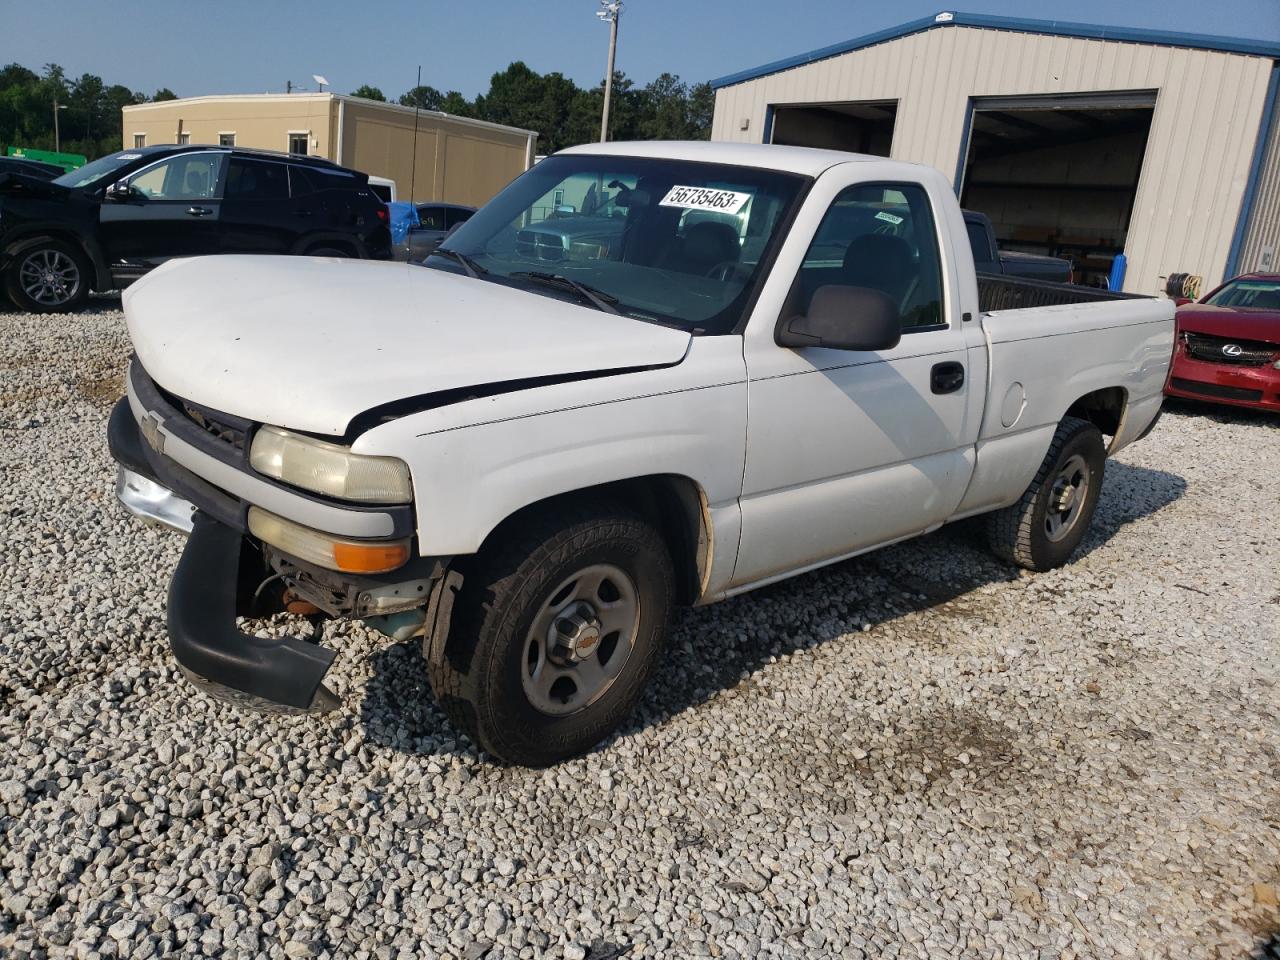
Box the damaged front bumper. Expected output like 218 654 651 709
170 513 341 713
107 367 449 714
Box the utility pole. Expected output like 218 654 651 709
410 65 421 202
597 1 621 142
53 97 67 152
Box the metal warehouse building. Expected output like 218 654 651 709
711 11 1280 294
122 94 537 207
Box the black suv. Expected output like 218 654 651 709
0 145 392 312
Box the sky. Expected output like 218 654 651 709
3 0 1279 100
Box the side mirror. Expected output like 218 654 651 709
105 180 136 202
777 285 902 351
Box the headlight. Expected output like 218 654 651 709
248 507 410 574
249 426 412 504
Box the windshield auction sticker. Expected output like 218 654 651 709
659 185 751 213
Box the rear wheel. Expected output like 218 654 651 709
4 240 91 313
307 246 353 258
986 416 1105 571
427 501 674 767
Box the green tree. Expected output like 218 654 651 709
351 84 386 102
400 85 473 116
637 72 689 140
687 82 714 140
152 88 178 101
474 62 552 134
436 91 472 116
0 60 151 158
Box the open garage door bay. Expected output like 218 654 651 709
958 92 1156 287
768 101 897 156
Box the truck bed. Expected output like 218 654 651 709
978 273 1149 312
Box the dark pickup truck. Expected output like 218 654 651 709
963 210 1073 284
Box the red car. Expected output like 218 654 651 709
1165 272 1280 412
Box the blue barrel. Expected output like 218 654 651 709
1108 253 1127 291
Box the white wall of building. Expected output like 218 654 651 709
713 25 1276 293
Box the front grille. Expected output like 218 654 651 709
149 375 251 453
515 230 567 261
1183 332 1278 366
181 401 248 451
1170 378 1264 402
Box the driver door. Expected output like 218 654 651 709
99 151 226 269
733 170 982 588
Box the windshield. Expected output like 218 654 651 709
52 151 144 189
1203 278 1280 311
427 154 807 333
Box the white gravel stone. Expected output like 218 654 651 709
1 303 1278 960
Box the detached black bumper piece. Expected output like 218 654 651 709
168 513 340 713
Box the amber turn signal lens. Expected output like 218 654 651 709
247 507 411 574
332 541 411 574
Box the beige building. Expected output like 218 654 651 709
122 93 537 207
712 12 1280 294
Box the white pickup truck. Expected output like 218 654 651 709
109 142 1174 766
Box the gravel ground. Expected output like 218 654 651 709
1 302 1278 960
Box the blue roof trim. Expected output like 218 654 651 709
711 11 1280 89
1224 62 1280 281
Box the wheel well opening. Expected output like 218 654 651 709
471 475 710 607
306 240 357 257
1066 386 1127 440
5 232 92 267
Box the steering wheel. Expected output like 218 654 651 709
705 260 744 282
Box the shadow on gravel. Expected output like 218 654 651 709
1161 396 1279 429
1249 932 1280 960
359 460 1185 760
0 293 123 316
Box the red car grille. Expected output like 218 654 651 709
1183 331 1278 367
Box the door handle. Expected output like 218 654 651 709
186 206 213 217
295 209 313 217
931 361 965 394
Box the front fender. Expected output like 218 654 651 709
351 336 748 560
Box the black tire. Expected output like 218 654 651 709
4 239 91 313
986 415 1106 571
307 246 353 258
427 500 675 767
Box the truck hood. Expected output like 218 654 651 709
124 255 692 435
1176 304 1280 344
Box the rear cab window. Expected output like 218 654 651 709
965 220 995 266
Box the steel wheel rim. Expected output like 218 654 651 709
1045 453 1089 542
522 562 640 717
19 249 81 306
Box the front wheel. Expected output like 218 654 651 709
986 415 1106 571
4 240 91 313
427 501 674 766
